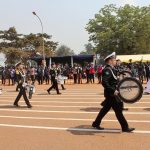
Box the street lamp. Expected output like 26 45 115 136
32 11 45 67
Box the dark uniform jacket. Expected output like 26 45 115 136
17 70 25 88
50 68 57 81
102 64 118 97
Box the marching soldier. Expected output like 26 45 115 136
13 62 32 108
92 52 135 132
47 64 61 95
15 67 20 91
57 64 66 90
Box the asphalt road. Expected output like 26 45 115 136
0 83 150 150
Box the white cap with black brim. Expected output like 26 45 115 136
104 52 116 62
15 61 22 67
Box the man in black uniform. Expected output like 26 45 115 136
86 64 90 83
92 52 135 132
138 62 145 84
37 65 44 85
15 67 20 91
13 62 32 108
47 64 61 95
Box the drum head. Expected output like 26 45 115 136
118 77 143 103
119 71 133 80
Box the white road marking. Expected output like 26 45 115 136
0 95 150 99
0 115 149 123
0 95 102 97
0 104 149 109
0 123 149 134
0 109 149 115
0 100 150 104
0 97 104 100
1 97 101 99
0 100 101 103
0 123 121 133
1 94 99 96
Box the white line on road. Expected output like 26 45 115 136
0 96 150 100
0 109 149 115
42 94 149 97
0 104 149 109
0 100 101 103
0 97 104 100
0 115 149 123
0 95 103 97
0 100 150 104
0 123 149 134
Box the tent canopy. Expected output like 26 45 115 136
117 54 150 63
30 55 94 66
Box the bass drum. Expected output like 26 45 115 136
117 77 143 104
119 71 133 80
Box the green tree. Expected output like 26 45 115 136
55 45 75 56
2 48 23 65
0 27 58 64
86 4 150 56
24 33 58 56
80 43 95 54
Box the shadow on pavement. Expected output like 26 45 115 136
0 105 28 109
37 93 49 95
67 125 121 136
37 92 60 96
80 107 100 112
144 108 150 111
5 90 16 92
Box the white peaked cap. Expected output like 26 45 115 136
104 52 116 61
15 61 22 67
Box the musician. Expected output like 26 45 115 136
138 62 145 84
47 63 61 95
13 62 32 108
15 67 20 91
92 52 135 132
57 64 66 90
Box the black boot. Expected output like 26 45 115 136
92 122 104 130
122 128 135 133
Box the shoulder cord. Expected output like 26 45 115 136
103 66 118 80
18 70 26 83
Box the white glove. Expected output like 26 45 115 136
22 83 27 87
114 90 119 96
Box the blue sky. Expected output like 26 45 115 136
0 0 150 54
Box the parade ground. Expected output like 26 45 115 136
0 83 150 150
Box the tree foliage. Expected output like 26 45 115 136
55 45 75 56
0 27 58 64
80 43 95 55
86 4 150 56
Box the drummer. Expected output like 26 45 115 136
92 52 135 132
13 62 32 108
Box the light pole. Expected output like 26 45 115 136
32 12 45 67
